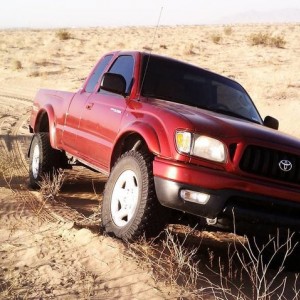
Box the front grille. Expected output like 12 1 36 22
240 145 300 185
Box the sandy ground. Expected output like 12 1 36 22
0 23 299 299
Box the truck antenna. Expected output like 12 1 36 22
139 5 164 98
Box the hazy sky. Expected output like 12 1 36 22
1 0 300 28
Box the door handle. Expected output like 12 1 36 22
86 103 94 110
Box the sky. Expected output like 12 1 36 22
1 0 300 28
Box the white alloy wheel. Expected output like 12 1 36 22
111 170 139 227
32 144 40 179
29 133 60 189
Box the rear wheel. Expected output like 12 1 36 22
29 133 61 189
102 150 168 241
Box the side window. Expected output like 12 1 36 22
108 55 134 94
85 55 113 93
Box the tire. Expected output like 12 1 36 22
102 150 168 241
28 133 61 189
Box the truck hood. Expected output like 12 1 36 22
151 99 300 149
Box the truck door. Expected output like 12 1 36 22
77 55 135 170
62 54 113 154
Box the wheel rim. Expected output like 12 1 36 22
111 170 139 227
32 144 40 179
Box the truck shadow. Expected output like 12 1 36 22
58 166 106 218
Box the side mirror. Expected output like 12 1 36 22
100 73 126 96
264 116 279 130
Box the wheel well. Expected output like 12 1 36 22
35 111 49 132
110 133 151 170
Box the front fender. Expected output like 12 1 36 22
119 121 161 155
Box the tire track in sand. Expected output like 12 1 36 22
0 94 57 222
0 93 86 223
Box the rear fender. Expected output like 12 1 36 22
34 105 57 149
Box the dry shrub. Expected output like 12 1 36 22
143 45 153 51
56 29 72 41
203 230 300 299
12 60 22 70
128 228 203 298
224 26 233 35
211 33 222 44
249 32 286 48
38 170 64 202
184 43 197 55
34 59 51 67
249 32 270 46
269 35 286 48
128 227 300 299
29 70 41 77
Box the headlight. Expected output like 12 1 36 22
192 135 226 163
175 131 191 153
175 131 226 163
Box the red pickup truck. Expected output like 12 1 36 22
29 51 300 241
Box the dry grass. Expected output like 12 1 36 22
203 230 299 299
128 227 300 299
0 150 17 185
127 228 204 298
38 170 65 202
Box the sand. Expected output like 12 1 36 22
0 23 299 299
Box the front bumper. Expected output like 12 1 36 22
153 158 300 230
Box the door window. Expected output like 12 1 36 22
85 54 113 93
108 55 134 94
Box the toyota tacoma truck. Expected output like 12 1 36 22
28 51 300 241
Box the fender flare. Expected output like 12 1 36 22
35 105 58 149
116 121 162 155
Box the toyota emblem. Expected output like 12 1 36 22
278 160 293 172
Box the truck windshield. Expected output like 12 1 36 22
141 55 262 124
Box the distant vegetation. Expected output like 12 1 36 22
210 33 223 44
56 29 72 41
223 26 233 35
12 60 22 70
249 32 286 48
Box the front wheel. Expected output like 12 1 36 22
102 150 168 241
29 133 60 189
